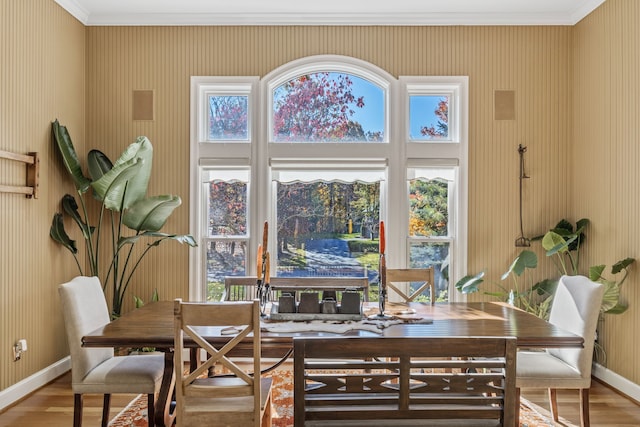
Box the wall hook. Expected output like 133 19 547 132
515 144 530 247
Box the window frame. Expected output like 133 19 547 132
400 76 468 299
267 59 391 144
190 59 467 302
190 77 259 301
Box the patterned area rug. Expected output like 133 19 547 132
109 364 576 427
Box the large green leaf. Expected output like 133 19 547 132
87 150 114 202
575 218 590 233
600 279 622 313
87 149 113 181
454 271 485 294
62 194 94 240
612 257 635 274
118 231 197 247
588 264 606 282
542 232 576 255
49 213 77 254
90 137 152 210
605 302 629 314
112 136 153 207
51 120 91 193
531 278 557 296
91 157 145 211
501 250 537 279
122 195 182 232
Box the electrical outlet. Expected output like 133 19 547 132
13 339 26 362
13 344 21 361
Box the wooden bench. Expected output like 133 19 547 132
293 336 517 427
223 276 370 302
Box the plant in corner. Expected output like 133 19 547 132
538 218 634 315
49 120 196 317
455 249 554 318
457 218 634 321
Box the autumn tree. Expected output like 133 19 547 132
409 178 448 237
420 98 449 138
273 72 369 142
209 181 247 236
209 96 248 139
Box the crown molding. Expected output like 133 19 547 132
569 0 606 24
54 0 89 24
54 0 606 27
82 12 580 27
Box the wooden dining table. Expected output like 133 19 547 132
82 300 583 427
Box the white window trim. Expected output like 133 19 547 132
190 60 468 302
189 76 259 301
400 76 468 301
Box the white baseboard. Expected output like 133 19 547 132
0 357 71 412
593 362 640 403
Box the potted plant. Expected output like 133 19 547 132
455 249 554 318
538 218 634 314
456 218 634 320
49 120 196 317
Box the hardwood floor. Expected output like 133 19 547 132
1 372 639 426
521 379 640 426
0 371 136 427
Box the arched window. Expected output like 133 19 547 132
190 56 467 303
271 71 385 143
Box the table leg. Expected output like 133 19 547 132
155 350 176 427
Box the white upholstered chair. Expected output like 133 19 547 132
59 276 165 427
516 275 604 427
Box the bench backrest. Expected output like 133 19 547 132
293 336 517 427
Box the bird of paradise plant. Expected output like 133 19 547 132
49 120 196 317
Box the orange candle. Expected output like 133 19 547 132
256 244 263 281
379 221 385 255
265 252 271 284
262 221 269 252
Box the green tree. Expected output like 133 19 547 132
409 178 448 237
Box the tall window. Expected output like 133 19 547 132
272 166 385 285
407 167 457 301
191 58 467 302
200 168 250 301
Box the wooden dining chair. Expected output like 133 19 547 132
516 275 604 427
223 276 263 301
58 276 164 427
173 299 273 427
385 267 436 305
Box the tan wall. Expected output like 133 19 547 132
4 0 639 395
572 0 640 381
0 0 86 390
85 25 572 312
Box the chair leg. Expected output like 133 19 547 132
147 394 156 427
548 388 559 421
580 388 591 427
101 394 111 427
261 391 272 427
73 394 83 427
515 387 521 426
